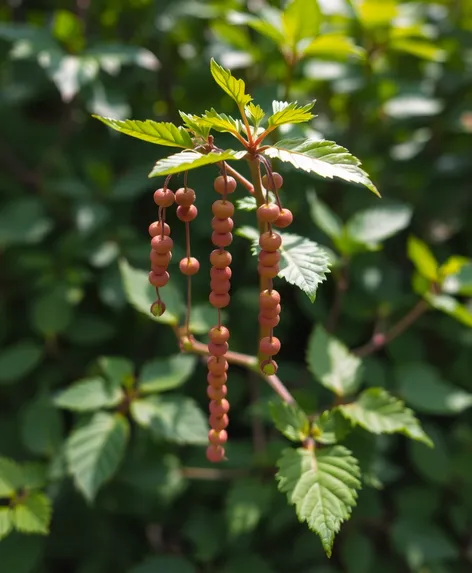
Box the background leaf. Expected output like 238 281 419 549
138 355 197 393
12 492 52 535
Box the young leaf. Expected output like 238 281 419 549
138 355 196 394
338 388 432 447
53 377 124 411
282 0 322 48
276 446 361 557
313 410 351 444
307 325 362 396
424 292 472 327
12 492 52 535
199 109 243 135
131 395 208 445
307 191 343 240
179 111 211 140
149 149 245 177
0 508 13 540
264 139 379 196
119 258 184 326
92 116 194 148
269 400 310 442
209 58 252 108
98 356 134 386
301 34 366 60
407 236 438 281
0 458 22 497
245 102 266 126
267 101 315 128
66 412 129 502
345 203 413 246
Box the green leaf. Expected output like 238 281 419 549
0 341 43 385
313 410 351 445
397 362 472 415
209 58 252 108
66 412 129 502
358 0 398 28
53 376 124 411
20 396 63 456
0 508 13 540
307 191 343 240
130 556 196 573
282 0 322 48
0 458 22 498
267 101 315 128
149 149 245 177
12 492 51 535
338 388 432 447
226 479 272 538
92 116 193 148
389 38 445 62
301 34 365 61
0 198 53 248
276 446 361 557
98 356 134 386
307 325 362 396
31 286 73 337
424 292 472 327
138 355 196 394
131 395 208 445
345 203 413 247
269 399 310 442
265 139 379 196
199 109 243 134
247 15 285 46
119 258 184 326
440 257 472 295
20 463 47 491
245 102 266 126
179 111 211 140
407 236 438 281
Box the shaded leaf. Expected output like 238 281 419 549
130 556 196 573
313 410 351 445
307 191 343 240
12 492 51 535
269 399 310 442
245 102 266 126
0 198 53 248
20 396 63 456
98 356 134 386
345 203 413 246
53 377 124 411
0 341 43 385
226 479 273 538
138 355 196 394
149 149 245 177
0 458 22 498
210 58 252 107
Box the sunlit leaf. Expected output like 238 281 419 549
407 236 438 282
149 149 245 177
282 0 322 48
301 34 365 61
199 108 244 134
210 58 252 107
267 101 315 128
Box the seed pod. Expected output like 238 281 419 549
209 292 230 308
259 231 282 251
211 217 234 233
274 208 293 228
207 385 228 400
176 205 198 222
207 372 228 387
207 357 228 375
262 172 283 190
175 187 196 206
210 266 232 281
260 359 278 375
208 429 228 445
179 257 200 275
210 279 231 294
259 336 281 356
209 326 230 344
209 399 230 417
214 175 237 195
151 235 173 254
150 300 166 317
148 221 170 237
206 444 225 462
208 341 229 357
258 250 281 266
149 271 170 288
209 413 229 431
257 263 280 279
212 200 234 219
257 203 280 223
259 289 281 309
153 188 175 207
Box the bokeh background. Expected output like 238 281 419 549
1 0 472 572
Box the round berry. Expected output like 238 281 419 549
207 385 228 401
208 341 228 357
207 372 228 387
212 217 234 233
151 235 173 254
207 357 228 375
210 266 232 281
259 336 281 356
175 187 196 206
212 200 234 219
209 326 230 344
150 250 172 267
258 314 280 328
149 271 170 288
208 429 228 445
262 172 283 190
151 264 168 275
150 300 166 317
257 263 280 278
206 444 225 463
153 188 175 207
210 249 232 268
212 232 233 248
209 292 230 308
209 399 230 417
274 208 293 228
259 250 281 266
259 289 281 309
148 221 170 237
260 359 278 375
209 414 229 431
214 175 237 195
257 203 280 223
176 205 198 222
261 304 281 319
210 279 231 294
259 231 282 251
179 257 200 275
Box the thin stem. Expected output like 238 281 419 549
238 105 254 146
353 300 429 357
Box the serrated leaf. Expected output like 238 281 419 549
345 203 413 246
66 412 129 502
313 410 351 445
149 149 245 177
301 34 366 61
138 354 196 394
307 191 343 240
0 458 22 498
245 102 266 126
338 388 432 447
98 356 134 385
307 325 362 396
282 0 322 48
276 446 361 557
92 116 193 148
226 479 272 538
236 196 258 211
12 492 51 535
53 377 124 411
407 236 438 281
199 109 243 135
119 258 184 325
268 101 315 128
265 138 379 196
0 508 13 540
131 395 207 445
210 58 252 108
179 111 211 140
424 292 472 327
269 399 310 442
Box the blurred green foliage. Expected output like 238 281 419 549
1 0 472 571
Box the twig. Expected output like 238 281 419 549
353 300 429 357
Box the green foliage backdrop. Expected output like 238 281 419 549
1 0 472 572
